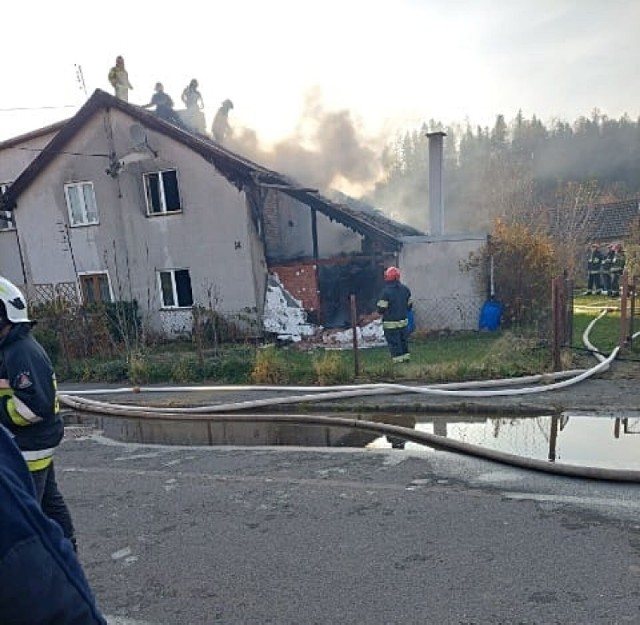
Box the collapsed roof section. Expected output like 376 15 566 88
3 89 422 251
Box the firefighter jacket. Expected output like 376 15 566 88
587 250 602 275
0 324 63 471
601 251 614 273
0 425 107 624
610 251 626 275
377 281 413 329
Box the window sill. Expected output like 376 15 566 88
146 210 183 217
69 222 99 228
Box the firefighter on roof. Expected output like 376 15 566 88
108 55 133 101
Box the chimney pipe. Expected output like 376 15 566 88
426 131 446 236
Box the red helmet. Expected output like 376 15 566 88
384 266 400 281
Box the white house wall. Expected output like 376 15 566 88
0 131 60 182
12 109 266 333
0 130 60 282
400 236 487 331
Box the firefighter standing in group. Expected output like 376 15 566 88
376 266 413 363
585 242 603 295
0 277 77 550
600 244 615 295
609 243 626 297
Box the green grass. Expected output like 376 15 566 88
45 292 640 386
572 293 640 364
573 294 624 354
54 329 556 385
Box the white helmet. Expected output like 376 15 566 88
0 277 31 323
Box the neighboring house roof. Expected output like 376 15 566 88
546 197 640 243
582 198 640 242
0 119 69 150
3 89 417 247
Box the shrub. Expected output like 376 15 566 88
128 351 149 385
33 327 61 367
469 218 558 332
171 356 199 384
101 300 142 346
250 346 288 384
312 351 351 385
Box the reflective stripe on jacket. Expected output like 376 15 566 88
610 252 626 274
377 281 413 329
0 324 63 471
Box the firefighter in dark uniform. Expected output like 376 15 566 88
600 244 615 296
586 242 603 294
0 277 77 550
609 243 626 297
0 424 107 624
376 266 413 363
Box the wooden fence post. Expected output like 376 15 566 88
551 276 562 371
619 271 629 348
350 294 360 377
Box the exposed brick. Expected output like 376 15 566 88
270 261 320 311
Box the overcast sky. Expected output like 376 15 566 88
2 0 639 148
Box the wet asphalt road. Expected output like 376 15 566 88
59 429 640 625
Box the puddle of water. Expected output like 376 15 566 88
74 410 640 470
368 413 640 471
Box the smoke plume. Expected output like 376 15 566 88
226 88 386 197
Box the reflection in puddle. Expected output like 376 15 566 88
367 413 640 471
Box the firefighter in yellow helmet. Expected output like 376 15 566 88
108 55 133 101
0 277 77 550
376 266 413 362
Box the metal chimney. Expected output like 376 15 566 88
426 131 446 236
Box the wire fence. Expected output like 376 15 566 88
17 275 615 372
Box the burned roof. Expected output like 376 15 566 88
3 89 415 248
327 191 423 238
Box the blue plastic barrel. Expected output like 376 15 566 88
479 300 503 331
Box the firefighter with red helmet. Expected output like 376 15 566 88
376 266 413 362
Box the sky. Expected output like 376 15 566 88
2 0 640 165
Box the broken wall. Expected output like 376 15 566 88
270 256 382 328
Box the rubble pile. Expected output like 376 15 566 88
263 273 385 348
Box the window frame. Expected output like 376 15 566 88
143 169 182 216
63 181 99 227
0 182 15 231
158 268 193 309
78 272 113 305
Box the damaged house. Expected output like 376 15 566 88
0 90 486 339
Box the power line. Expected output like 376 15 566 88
6 146 110 159
0 105 79 112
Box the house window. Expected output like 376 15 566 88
0 183 15 231
79 273 112 304
159 269 193 308
144 170 181 215
64 182 98 226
